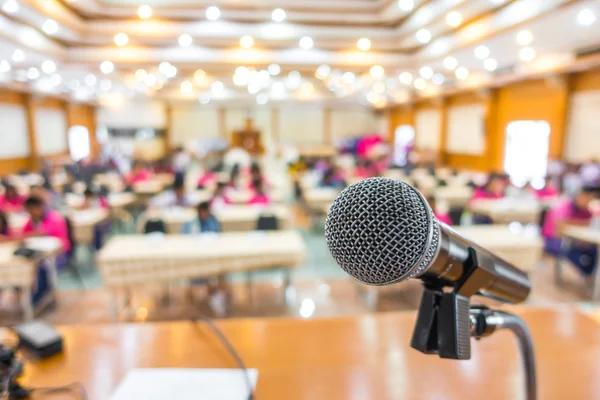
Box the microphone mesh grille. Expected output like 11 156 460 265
325 177 436 285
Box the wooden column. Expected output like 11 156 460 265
218 108 227 141
437 97 448 166
164 102 173 154
24 94 39 170
270 108 280 146
323 107 331 145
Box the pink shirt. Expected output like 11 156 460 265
534 185 559 200
126 169 152 185
471 188 504 201
542 200 592 238
197 172 217 187
248 193 271 206
435 211 452 225
22 210 71 253
0 195 26 212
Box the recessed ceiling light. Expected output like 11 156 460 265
431 73 445 85
206 6 221 20
416 29 431 44
0 60 11 73
27 67 39 80
484 58 498 71
268 64 281 76
519 47 536 62
240 35 254 48
85 73 97 86
443 56 458 70
398 0 414 12
343 72 356 84
194 69 206 84
299 36 314 49
455 67 469 80
357 37 371 51
12 49 24 63
474 45 490 60
2 0 18 14
180 80 193 93
286 71 302 89
135 69 147 81
398 72 413 85
419 66 433 79
100 61 114 74
144 73 157 87
316 64 331 79
446 11 462 27
138 5 152 19
178 34 193 47
577 8 596 26
248 82 260 94
114 33 129 47
516 30 533 46
41 60 56 74
256 93 269 105
370 65 384 79
42 19 58 35
211 81 224 95
413 77 427 90
272 8 286 22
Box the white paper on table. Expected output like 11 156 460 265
110 368 258 400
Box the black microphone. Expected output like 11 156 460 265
325 177 531 304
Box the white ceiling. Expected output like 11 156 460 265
0 0 598 107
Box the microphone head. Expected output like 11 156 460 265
325 177 441 285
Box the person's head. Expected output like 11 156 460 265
24 195 46 221
0 210 8 235
4 184 17 199
215 181 227 195
323 168 334 184
173 182 185 199
131 160 143 172
485 173 505 194
574 186 600 209
84 188 96 200
197 201 211 221
253 179 264 195
250 162 261 176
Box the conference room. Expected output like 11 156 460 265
1 0 600 398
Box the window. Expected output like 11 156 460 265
504 121 550 187
394 125 415 166
68 125 91 161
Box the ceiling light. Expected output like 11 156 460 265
516 30 533 46
258 70 270 84
248 82 260 94
27 67 39 80
0 60 10 73
256 93 269 105
366 92 381 104
299 36 314 50
268 64 281 76
519 47 536 62
272 8 286 22
398 0 414 12
443 56 458 71
419 66 433 79
271 81 285 96
446 11 462 27
100 61 114 74
484 58 498 71
114 33 129 47
211 81 224 95
370 65 384 79
414 77 427 90
85 74 96 86
316 64 331 79
41 60 56 74
199 94 211 104
474 45 490 60
416 29 431 44
144 73 157 87
357 38 371 51
165 65 177 78
398 71 413 85
373 81 386 94
206 6 221 20
138 5 152 19
194 69 206 84
11 49 24 63
178 34 193 47
235 66 248 77
2 0 18 14
180 80 193 93
342 72 355 84
431 73 445 85
577 8 596 26
455 67 469 80
42 19 58 35
135 69 147 81
240 35 254 48
99 79 111 91
286 71 302 89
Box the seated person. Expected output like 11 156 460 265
228 163 241 189
82 188 111 249
181 201 220 234
210 182 232 211
20 196 71 305
355 159 375 179
248 162 265 187
319 168 347 189
427 196 452 225
125 160 152 186
471 173 507 225
197 167 218 189
543 186 599 276
83 188 109 209
30 185 61 211
150 181 193 208
533 179 560 200
248 180 271 206
0 184 26 212
0 210 13 242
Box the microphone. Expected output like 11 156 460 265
325 177 531 304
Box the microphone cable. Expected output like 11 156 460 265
191 316 255 400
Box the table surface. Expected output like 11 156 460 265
18 308 600 400
153 204 290 223
562 225 600 245
454 224 542 249
97 230 305 264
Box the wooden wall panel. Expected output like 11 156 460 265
572 68 600 92
66 103 98 157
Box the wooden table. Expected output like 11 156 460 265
435 185 473 208
469 198 543 224
453 225 543 272
303 188 340 213
65 192 136 210
188 188 287 206
558 225 600 299
140 205 291 234
17 308 600 400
